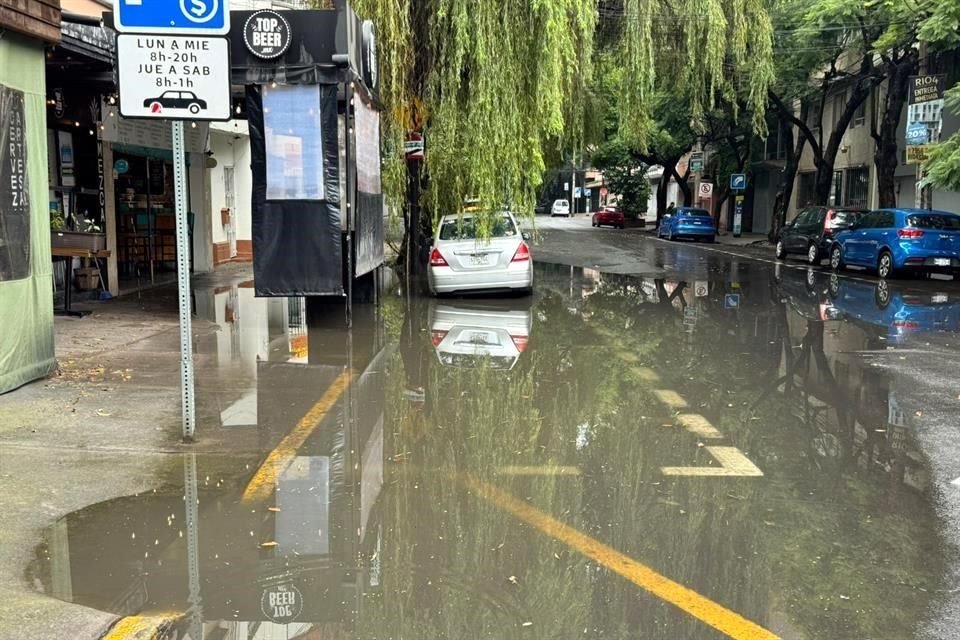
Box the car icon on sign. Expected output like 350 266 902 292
143 91 207 115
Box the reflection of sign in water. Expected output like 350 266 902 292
724 293 741 309
260 584 303 624
694 281 708 297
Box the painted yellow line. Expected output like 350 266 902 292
662 446 764 477
242 370 354 502
101 611 180 640
676 414 724 439
461 475 779 640
496 465 581 476
653 389 689 410
630 366 660 383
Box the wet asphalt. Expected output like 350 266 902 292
8 217 960 639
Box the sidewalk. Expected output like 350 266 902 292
714 232 772 248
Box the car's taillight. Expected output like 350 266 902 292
893 321 919 329
898 228 925 239
511 334 529 352
430 248 449 266
431 330 448 346
824 210 834 230
512 242 530 262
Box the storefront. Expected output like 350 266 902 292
0 1 61 394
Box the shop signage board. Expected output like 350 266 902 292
243 10 292 59
905 74 946 165
116 35 231 121
261 584 304 624
690 152 704 173
114 0 230 35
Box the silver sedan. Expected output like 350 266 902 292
427 212 533 296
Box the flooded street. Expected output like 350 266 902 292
19 232 960 639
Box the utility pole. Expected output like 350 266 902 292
570 151 576 216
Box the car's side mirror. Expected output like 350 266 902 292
522 231 532 242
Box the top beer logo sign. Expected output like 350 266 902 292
243 10 292 60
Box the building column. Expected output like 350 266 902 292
101 140 120 298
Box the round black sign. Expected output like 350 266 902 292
243 10 292 60
260 584 303 624
361 20 378 91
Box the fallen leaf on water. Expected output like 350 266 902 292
521 622 533 628
839 595 851 600
259 541 278 548
268 507 281 512
507 576 518 585
554 553 561 560
95 409 113 417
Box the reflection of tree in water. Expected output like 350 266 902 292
361 280 945 639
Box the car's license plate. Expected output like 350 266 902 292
934 258 951 266
468 332 492 344
470 254 489 265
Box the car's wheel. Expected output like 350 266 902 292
188 103 201 114
877 250 895 279
875 279 891 308
828 273 841 300
618 224 624 230
775 240 787 260
829 245 844 271
706 235 716 244
806 242 820 265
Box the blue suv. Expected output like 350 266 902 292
829 208 960 279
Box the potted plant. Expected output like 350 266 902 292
51 215 106 251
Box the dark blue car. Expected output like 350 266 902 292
829 208 960 279
658 207 717 242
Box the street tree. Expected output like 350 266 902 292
920 1 960 192
592 140 651 219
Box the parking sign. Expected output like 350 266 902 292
730 174 746 190
114 0 231 35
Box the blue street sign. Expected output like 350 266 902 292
114 0 231 35
730 174 746 190
724 293 741 310
906 122 929 145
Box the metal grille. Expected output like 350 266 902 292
844 167 870 208
797 173 816 207
830 171 843 206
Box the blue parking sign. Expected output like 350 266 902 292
730 174 746 190
724 293 741 309
114 0 231 35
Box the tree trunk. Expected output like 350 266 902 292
672 166 692 206
769 119 807 241
875 54 916 208
656 159 678 226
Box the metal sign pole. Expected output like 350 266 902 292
183 453 203 639
172 121 196 440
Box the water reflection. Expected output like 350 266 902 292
29 263 952 639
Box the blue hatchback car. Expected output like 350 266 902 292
658 207 717 242
829 208 960 279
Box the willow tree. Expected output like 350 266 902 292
353 0 774 271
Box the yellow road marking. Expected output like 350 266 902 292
242 370 354 502
496 465 581 476
630 366 660 382
676 414 724 439
653 389 689 410
462 475 779 640
661 446 764 477
101 611 180 640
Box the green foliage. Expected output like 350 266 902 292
592 139 651 218
924 86 960 191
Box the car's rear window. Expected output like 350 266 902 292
907 214 960 230
829 210 859 226
680 208 711 217
438 215 518 240
556 200 569 206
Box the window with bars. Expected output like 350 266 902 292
223 167 235 211
830 171 843 206
844 167 870 208
853 97 866 128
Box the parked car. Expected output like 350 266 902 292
829 208 960 279
427 212 533 296
551 199 571 217
429 299 532 370
776 206 864 265
592 206 625 229
657 207 716 242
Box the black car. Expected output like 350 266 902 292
776 206 864 265
143 91 208 115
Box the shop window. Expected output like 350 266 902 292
0 86 31 282
263 84 325 201
853 98 866 128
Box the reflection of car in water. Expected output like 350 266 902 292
429 300 532 370
774 267 840 322
143 90 208 114
827 275 960 342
